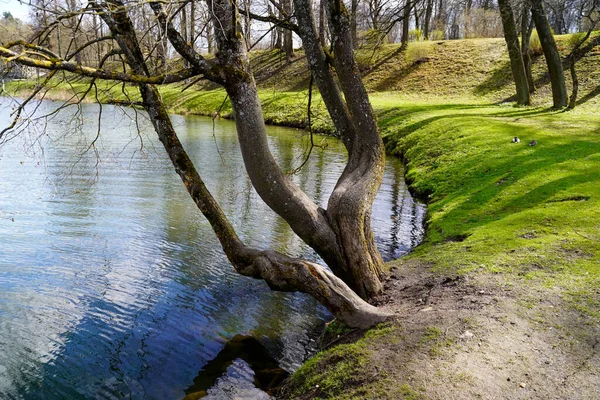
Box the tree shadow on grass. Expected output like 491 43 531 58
380 103 600 242
373 62 420 92
361 45 407 78
576 84 600 107
473 60 513 96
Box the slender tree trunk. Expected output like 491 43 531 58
207 21 214 53
464 0 473 38
319 0 327 46
350 0 359 48
190 0 196 52
424 0 433 38
401 0 411 48
568 55 578 109
181 5 188 68
498 0 531 105
530 0 567 108
283 0 294 63
243 0 252 47
521 4 536 93
67 0 82 64
435 0 445 36
414 8 420 31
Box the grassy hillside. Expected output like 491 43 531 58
6 34 600 117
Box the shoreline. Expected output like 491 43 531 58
3 33 600 397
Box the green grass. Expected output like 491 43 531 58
380 99 600 315
287 324 395 399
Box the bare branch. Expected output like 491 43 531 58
0 45 204 84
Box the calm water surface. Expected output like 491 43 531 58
0 99 424 399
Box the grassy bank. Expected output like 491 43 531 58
282 99 600 399
4 35 600 399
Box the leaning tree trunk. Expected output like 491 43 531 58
86 0 391 328
295 0 387 298
499 0 531 105
530 0 567 108
154 0 386 299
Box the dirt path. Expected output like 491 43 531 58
286 260 600 399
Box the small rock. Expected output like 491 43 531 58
478 290 485 294
520 382 526 388
460 330 475 339
419 307 433 312
507 377 511 382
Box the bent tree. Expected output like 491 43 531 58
0 0 391 328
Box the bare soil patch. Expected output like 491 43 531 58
284 259 600 399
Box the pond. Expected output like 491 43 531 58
0 98 425 399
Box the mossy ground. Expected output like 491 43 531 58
4 34 600 399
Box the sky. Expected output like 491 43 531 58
0 0 31 21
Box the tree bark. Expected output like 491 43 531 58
295 0 386 298
283 0 294 63
350 0 359 48
319 0 327 46
424 0 433 39
152 0 386 299
521 4 536 93
88 0 391 328
498 0 531 105
401 0 411 48
530 0 567 108
190 0 196 52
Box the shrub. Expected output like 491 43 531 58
409 28 422 42
406 41 433 64
430 29 445 41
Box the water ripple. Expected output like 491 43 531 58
0 99 424 399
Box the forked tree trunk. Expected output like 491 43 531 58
89 0 391 328
529 0 567 108
296 0 387 298
498 0 531 105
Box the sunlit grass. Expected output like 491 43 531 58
381 99 600 317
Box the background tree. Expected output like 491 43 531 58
530 0 568 107
498 0 531 104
